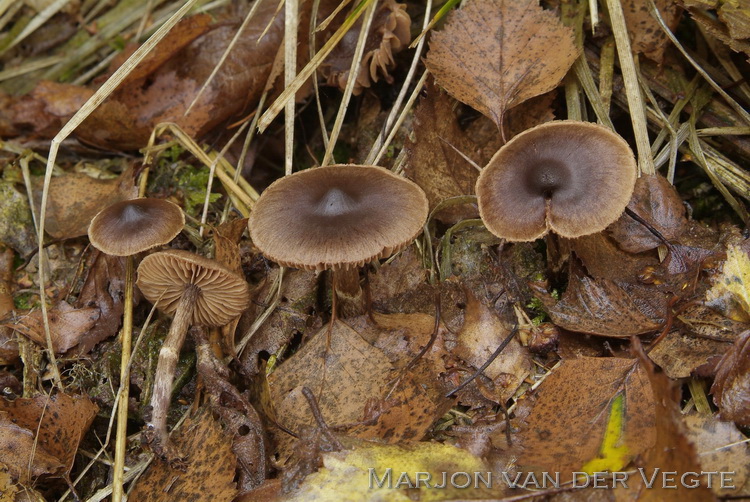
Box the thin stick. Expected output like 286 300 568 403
446 324 519 398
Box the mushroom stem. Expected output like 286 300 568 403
146 283 200 457
332 268 363 317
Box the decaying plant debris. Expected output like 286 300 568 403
0 0 749 500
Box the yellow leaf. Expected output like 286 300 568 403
288 442 494 501
580 393 631 474
706 245 750 321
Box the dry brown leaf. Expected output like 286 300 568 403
129 409 237 502
0 392 97 479
70 252 126 355
7 301 99 353
569 233 659 282
534 269 662 337
0 81 93 139
404 79 502 222
623 0 682 63
711 330 750 425
683 412 750 495
519 357 655 479
268 321 392 460
454 287 531 402
719 0 750 40
609 175 688 253
213 218 248 354
77 1 285 150
0 412 65 483
369 247 428 305
629 340 717 500
649 330 733 379
32 167 137 240
424 0 578 133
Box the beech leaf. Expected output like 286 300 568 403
424 0 578 131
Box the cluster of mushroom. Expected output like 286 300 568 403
88 198 250 460
475 121 638 242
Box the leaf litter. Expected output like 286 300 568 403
0 0 749 499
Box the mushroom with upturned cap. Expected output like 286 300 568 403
248 164 428 315
136 249 249 460
475 121 638 242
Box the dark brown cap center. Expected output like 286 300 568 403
525 159 571 199
314 187 360 217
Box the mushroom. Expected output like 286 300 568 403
248 164 428 316
88 198 185 256
136 249 250 459
87 197 183 498
475 121 638 241
321 0 411 95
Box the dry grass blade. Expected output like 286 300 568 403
258 0 375 132
604 0 655 175
36 0 202 389
648 0 750 126
321 0 377 166
285 0 299 175
0 0 72 54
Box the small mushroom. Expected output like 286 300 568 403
248 164 428 315
136 249 249 460
87 197 184 495
88 198 184 256
475 121 638 241
321 0 411 95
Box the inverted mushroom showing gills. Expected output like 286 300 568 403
136 249 249 460
476 121 638 241
248 164 428 315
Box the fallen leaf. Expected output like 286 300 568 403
705 245 750 322
369 247 428 305
0 392 97 479
569 232 659 283
629 339 717 500
711 330 750 426
609 174 688 253
649 330 733 378
519 357 655 480
71 251 127 355
718 0 750 40
0 412 65 483
453 287 531 402
77 1 286 150
286 441 494 501
424 0 578 133
534 269 662 337
404 79 486 221
683 412 750 495
32 167 137 240
129 408 237 501
623 0 682 63
213 218 249 354
268 320 392 460
7 301 100 353
0 81 93 139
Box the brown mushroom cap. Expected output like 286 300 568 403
88 198 184 256
136 250 249 326
476 121 638 241
248 164 429 271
